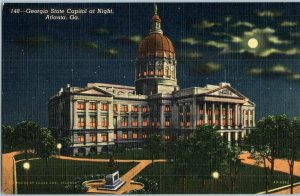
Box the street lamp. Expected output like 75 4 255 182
212 171 220 193
23 162 30 190
57 143 62 158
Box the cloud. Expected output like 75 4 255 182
17 36 54 47
211 32 242 43
239 47 300 57
118 35 143 44
244 27 275 36
247 67 264 76
102 48 119 57
288 73 300 81
255 10 282 17
231 21 255 28
192 20 221 29
247 64 291 77
178 51 203 59
180 37 201 45
224 16 232 23
77 41 99 50
206 41 230 52
268 36 291 45
190 62 223 75
290 32 300 37
90 28 110 36
280 21 298 27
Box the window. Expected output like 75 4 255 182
199 119 204 126
250 110 253 115
142 106 148 113
186 106 190 116
101 133 108 142
89 102 96 110
121 105 128 112
215 109 219 115
78 134 85 143
90 134 97 143
78 116 85 127
149 69 154 76
250 120 253 127
90 116 96 128
165 105 171 112
165 117 171 127
158 69 162 76
143 70 147 76
142 132 147 139
186 121 190 127
164 134 170 141
222 108 226 116
208 119 212 125
101 117 108 127
165 68 169 76
77 102 85 110
113 104 118 112
199 106 204 115
114 133 117 140
100 103 108 111
132 105 138 113
132 117 138 127
142 118 148 127
215 119 219 126
179 106 183 116
121 117 128 127
122 132 128 140
132 131 138 139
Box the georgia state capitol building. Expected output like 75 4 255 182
48 7 255 156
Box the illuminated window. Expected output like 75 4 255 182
89 102 96 110
156 122 160 127
179 106 183 116
199 119 204 126
165 117 171 127
121 105 128 112
142 132 147 139
113 104 118 112
222 108 226 116
158 69 162 76
215 109 219 115
121 117 128 127
132 117 138 127
149 69 154 76
78 134 85 143
165 105 171 112
132 131 138 139
122 132 128 140
101 117 108 127
208 108 212 116
77 102 85 110
186 106 190 116
208 119 212 125
199 106 204 115
186 121 190 127
114 133 117 140
132 105 139 113
101 134 108 142
78 116 85 127
223 119 227 126
142 106 148 113
100 103 108 111
143 70 147 76
90 134 97 143
215 119 219 126
90 116 96 128
142 118 148 127
164 134 170 141
229 119 233 126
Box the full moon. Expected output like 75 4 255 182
248 38 258 49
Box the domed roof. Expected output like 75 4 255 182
137 32 175 58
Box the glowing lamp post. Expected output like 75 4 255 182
57 143 62 158
212 171 220 193
23 162 30 189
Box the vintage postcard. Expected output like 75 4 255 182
2 2 300 194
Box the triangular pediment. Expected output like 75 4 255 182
206 86 246 99
77 87 113 96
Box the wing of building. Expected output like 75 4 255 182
48 8 255 156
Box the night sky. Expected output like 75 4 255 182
2 3 300 127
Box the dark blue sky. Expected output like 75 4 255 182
2 3 300 127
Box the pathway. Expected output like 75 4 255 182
240 152 300 194
2 151 22 194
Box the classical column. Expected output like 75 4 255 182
138 105 142 128
234 104 238 129
252 109 255 127
240 104 243 128
128 103 132 128
192 97 197 128
196 102 200 126
227 132 231 142
204 102 208 124
235 132 239 142
220 103 223 129
85 101 90 129
97 102 101 129
73 100 78 129
160 103 165 128
108 101 114 129
212 102 215 125
227 104 230 129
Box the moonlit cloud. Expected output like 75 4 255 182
290 32 300 37
255 10 282 17
289 73 300 81
90 28 110 36
250 48 300 57
231 21 255 28
178 51 203 59
212 32 242 43
244 27 275 36
247 67 264 76
280 21 298 27
180 37 201 45
77 41 99 50
118 35 143 44
190 62 223 75
192 20 221 29
206 41 230 52
268 36 291 45
247 64 292 77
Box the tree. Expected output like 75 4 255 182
14 121 40 158
144 133 163 164
35 128 56 165
2 125 15 152
220 144 243 193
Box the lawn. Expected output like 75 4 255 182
137 162 300 194
16 158 135 194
